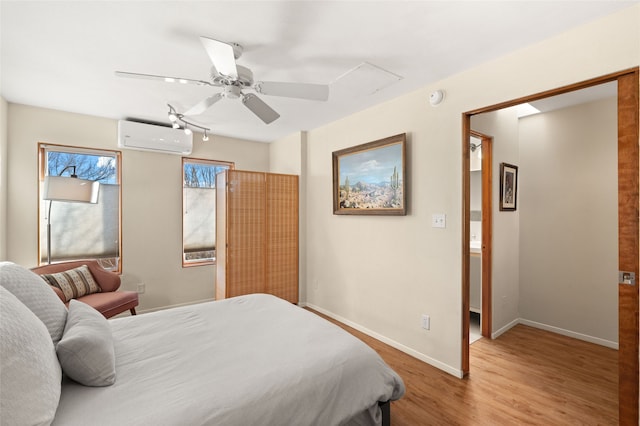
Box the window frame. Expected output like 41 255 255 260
38 143 123 272
182 157 234 268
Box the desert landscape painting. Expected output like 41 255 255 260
332 134 406 215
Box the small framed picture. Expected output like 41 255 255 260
499 163 518 211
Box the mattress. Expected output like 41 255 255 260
53 293 405 425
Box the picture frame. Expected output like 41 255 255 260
332 133 406 215
499 162 518 211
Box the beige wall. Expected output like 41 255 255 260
0 97 7 259
519 97 618 345
5 104 269 311
299 5 639 376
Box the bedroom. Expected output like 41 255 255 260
1 1 639 424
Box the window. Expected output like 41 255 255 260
39 144 121 271
182 158 233 267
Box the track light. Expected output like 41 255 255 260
167 104 211 142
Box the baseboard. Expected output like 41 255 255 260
491 317 618 349
519 318 619 350
137 298 214 315
492 318 520 339
306 303 464 379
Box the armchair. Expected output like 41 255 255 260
31 260 138 318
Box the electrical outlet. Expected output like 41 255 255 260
137 283 145 294
432 213 446 228
421 314 430 330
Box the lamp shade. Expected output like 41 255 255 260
43 176 100 203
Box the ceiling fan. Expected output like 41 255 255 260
116 36 330 124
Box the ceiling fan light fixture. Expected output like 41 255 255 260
119 36 329 126
184 126 192 136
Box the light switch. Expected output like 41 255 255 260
432 213 446 228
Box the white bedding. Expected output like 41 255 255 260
53 294 405 425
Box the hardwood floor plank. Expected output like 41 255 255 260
310 310 618 425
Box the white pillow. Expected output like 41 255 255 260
0 286 62 425
57 299 116 386
0 261 68 344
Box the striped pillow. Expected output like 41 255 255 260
41 265 101 302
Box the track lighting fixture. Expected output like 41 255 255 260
167 104 211 142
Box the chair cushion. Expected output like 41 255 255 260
0 261 68 344
78 290 138 318
0 286 62 425
57 299 116 386
40 264 101 302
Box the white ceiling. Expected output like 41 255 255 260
1 1 636 143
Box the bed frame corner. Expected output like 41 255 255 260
379 400 391 426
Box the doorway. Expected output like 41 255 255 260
469 131 492 341
461 68 639 424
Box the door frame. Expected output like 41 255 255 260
469 130 493 338
461 68 639 424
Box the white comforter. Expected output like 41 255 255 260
53 294 405 425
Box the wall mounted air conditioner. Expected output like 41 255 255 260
117 120 193 155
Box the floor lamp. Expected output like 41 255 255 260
43 166 100 264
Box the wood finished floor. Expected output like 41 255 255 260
311 311 618 425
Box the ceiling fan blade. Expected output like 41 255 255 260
242 94 280 124
256 81 329 101
184 93 224 116
114 71 211 86
200 37 238 79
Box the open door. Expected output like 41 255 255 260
617 70 639 426
462 68 639 424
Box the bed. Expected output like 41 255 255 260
0 262 405 426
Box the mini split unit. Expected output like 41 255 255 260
117 120 193 155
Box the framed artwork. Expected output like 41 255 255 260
499 162 518 211
332 133 406 215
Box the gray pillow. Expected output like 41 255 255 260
0 261 68 344
0 286 62 425
57 299 116 386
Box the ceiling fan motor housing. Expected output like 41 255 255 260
224 85 242 99
211 64 254 88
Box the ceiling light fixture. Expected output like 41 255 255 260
167 104 211 142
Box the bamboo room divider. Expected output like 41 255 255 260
216 170 299 304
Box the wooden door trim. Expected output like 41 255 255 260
461 68 639 425
462 117 471 373
470 130 493 338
